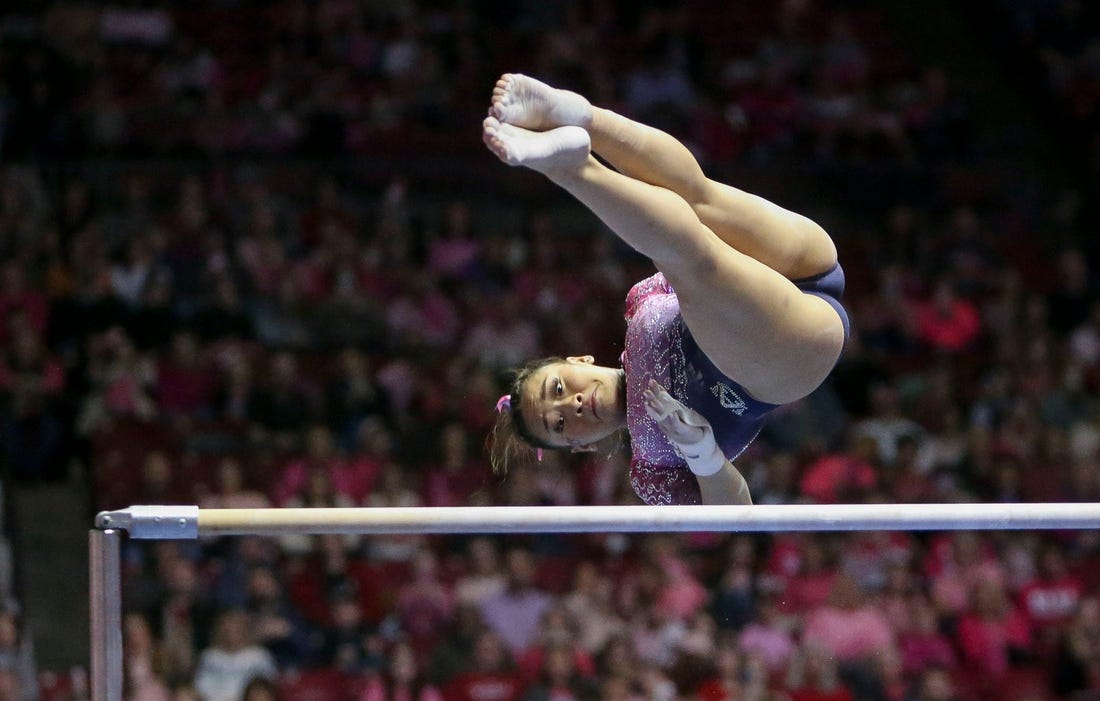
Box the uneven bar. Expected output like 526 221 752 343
98 502 1100 539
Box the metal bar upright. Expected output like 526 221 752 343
89 529 123 701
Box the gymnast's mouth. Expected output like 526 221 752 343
589 384 600 420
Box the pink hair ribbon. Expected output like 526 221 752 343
496 393 542 462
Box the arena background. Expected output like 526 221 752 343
1 1 1099 700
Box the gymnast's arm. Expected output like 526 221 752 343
697 460 753 506
643 379 754 506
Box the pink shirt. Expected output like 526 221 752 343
272 457 380 505
802 605 895 662
738 623 796 671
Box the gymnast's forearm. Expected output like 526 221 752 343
697 460 753 505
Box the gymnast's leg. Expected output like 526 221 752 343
490 73 836 281
483 117 844 404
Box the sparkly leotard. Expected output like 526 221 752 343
621 267 849 505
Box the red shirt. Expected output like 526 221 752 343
443 672 521 701
1019 577 1082 629
957 610 1031 677
788 688 854 701
914 299 981 352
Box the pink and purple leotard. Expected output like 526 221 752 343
621 267 849 505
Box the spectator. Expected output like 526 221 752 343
193 609 277 701
711 538 757 630
385 274 462 352
155 330 218 419
478 547 554 656
776 535 839 616
214 348 256 423
1051 595 1100 699
324 348 391 449
0 262 48 344
642 535 708 623
273 424 371 507
240 677 281 701
927 532 1006 621
426 201 482 283
697 640 768 701
897 595 956 677
192 277 255 343
453 538 506 609
77 328 157 433
247 352 315 450
442 630 522 701
0 609 32 701
0 325 66 481
138 452 178 504
460 292 541 374
422 422 486 507
561 561 625 655
799 433 879 503
1046 248 1096 336
904 667 958 701
738 595 797 675
243 566 314 668
594 636 641 694
956 578 1031 680
357 641 442 701
520 641 599 701
198 458 272 510
396 551 454 647
123 612 170 701
515 606 595 686
427 603 489 688
911 277 982 354
286 535 385 629
852 384 925 468
1017 542 1083 642
128 272 179 352
318 590 383 675
207 536 280 611
110 237 157 310
802 574 895 665
784 643 855 701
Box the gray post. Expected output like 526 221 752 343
89 529 122 701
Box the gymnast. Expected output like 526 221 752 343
485 74 849 506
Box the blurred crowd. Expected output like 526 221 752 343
990 0 1100 183
1 1 1099 701
0 0 970 166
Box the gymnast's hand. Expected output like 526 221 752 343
643 380 726 477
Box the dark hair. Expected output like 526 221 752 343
241 676 279 701
487 357 564 475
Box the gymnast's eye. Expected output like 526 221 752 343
555 379 563 396
556 415 565 433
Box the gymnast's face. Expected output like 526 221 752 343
521 356 627 451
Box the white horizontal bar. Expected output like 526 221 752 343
93 503 1100 538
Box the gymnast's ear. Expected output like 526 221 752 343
566 355 595 365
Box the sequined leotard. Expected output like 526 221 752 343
621 268 848 505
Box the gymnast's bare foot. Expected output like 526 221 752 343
490 73 592 131
482 117 590 174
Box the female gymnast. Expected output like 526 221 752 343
484 74 849 506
